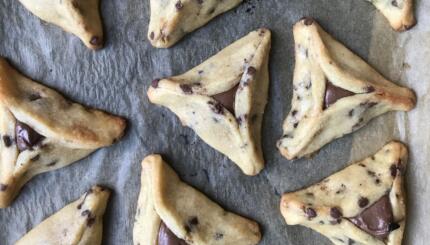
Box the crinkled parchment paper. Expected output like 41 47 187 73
0 0 428 244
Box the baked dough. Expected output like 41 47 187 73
18 0 104 50
133 154 261 245
366 0 416 31
15 185 110 245
276 18 415 160
148 0 242 48
147 29 271 176
280 141 407 245
0 58 126 208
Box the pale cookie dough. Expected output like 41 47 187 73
133 154 261 245
148 0 242 48
147 29 271 176
280 141 408 245
15 185 110 245
18 0 104 50
0 58 126 208
365 0 416 31
276 18 415 160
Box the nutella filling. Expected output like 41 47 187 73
324 80 355 109
212 84 239 114
348 195 398 240
158 221 187 245
15 121 44 151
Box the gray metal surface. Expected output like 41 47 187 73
0 0 382 244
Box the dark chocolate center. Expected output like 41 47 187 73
348 195 397 240
15 121 44 151
158 221 187 245
324 80 355 109
212 84 239 114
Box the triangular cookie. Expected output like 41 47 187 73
15 185 110 245
0 58 126 208
147 29 271 176
18 0 104 50
133 154 261 245
280 141 407 245
276 18 415 160
367 0 416 31
148 0 242 48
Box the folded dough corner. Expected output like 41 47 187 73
0 57 126 208
148 0 243 48
18 0 104 50
280 141 407 245
133 154 261 245
367 0 416 31
15 185 110 245
147 28 271 176
277 18 416 160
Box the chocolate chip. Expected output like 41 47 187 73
330 207 342 219
348 109 354 117
180 84 193 94
47 161 57 167
30 154 40 162
151 79 160 88
81 210 91 217
208 101 224 115
2 135 12 147
348 238 356 245
28 93 42 101
189 217 198 226
302 17 314 26
259 29 266 36
214 233 224 240
291 110 298 116
305 207 317 219
391 0 398 7
293 122 299 128
0 184 8 191
184 216 199 233
367 102 377 108
247 66 257 75
207 7 216 14
175 1 183 9
390 164 398 177
366 86 375 93
358 197 369 208
149 31 155 40
87 217 96 227
367 170 376 177
90 36 102 46
15 121 45 151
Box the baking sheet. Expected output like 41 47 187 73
0 0 428 244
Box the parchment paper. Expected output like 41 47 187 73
0 0 428 244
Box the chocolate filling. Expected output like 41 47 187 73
324 80 355 109
158 221 187 245
348 195 398 240
15 121 44 151
212 84 239 114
